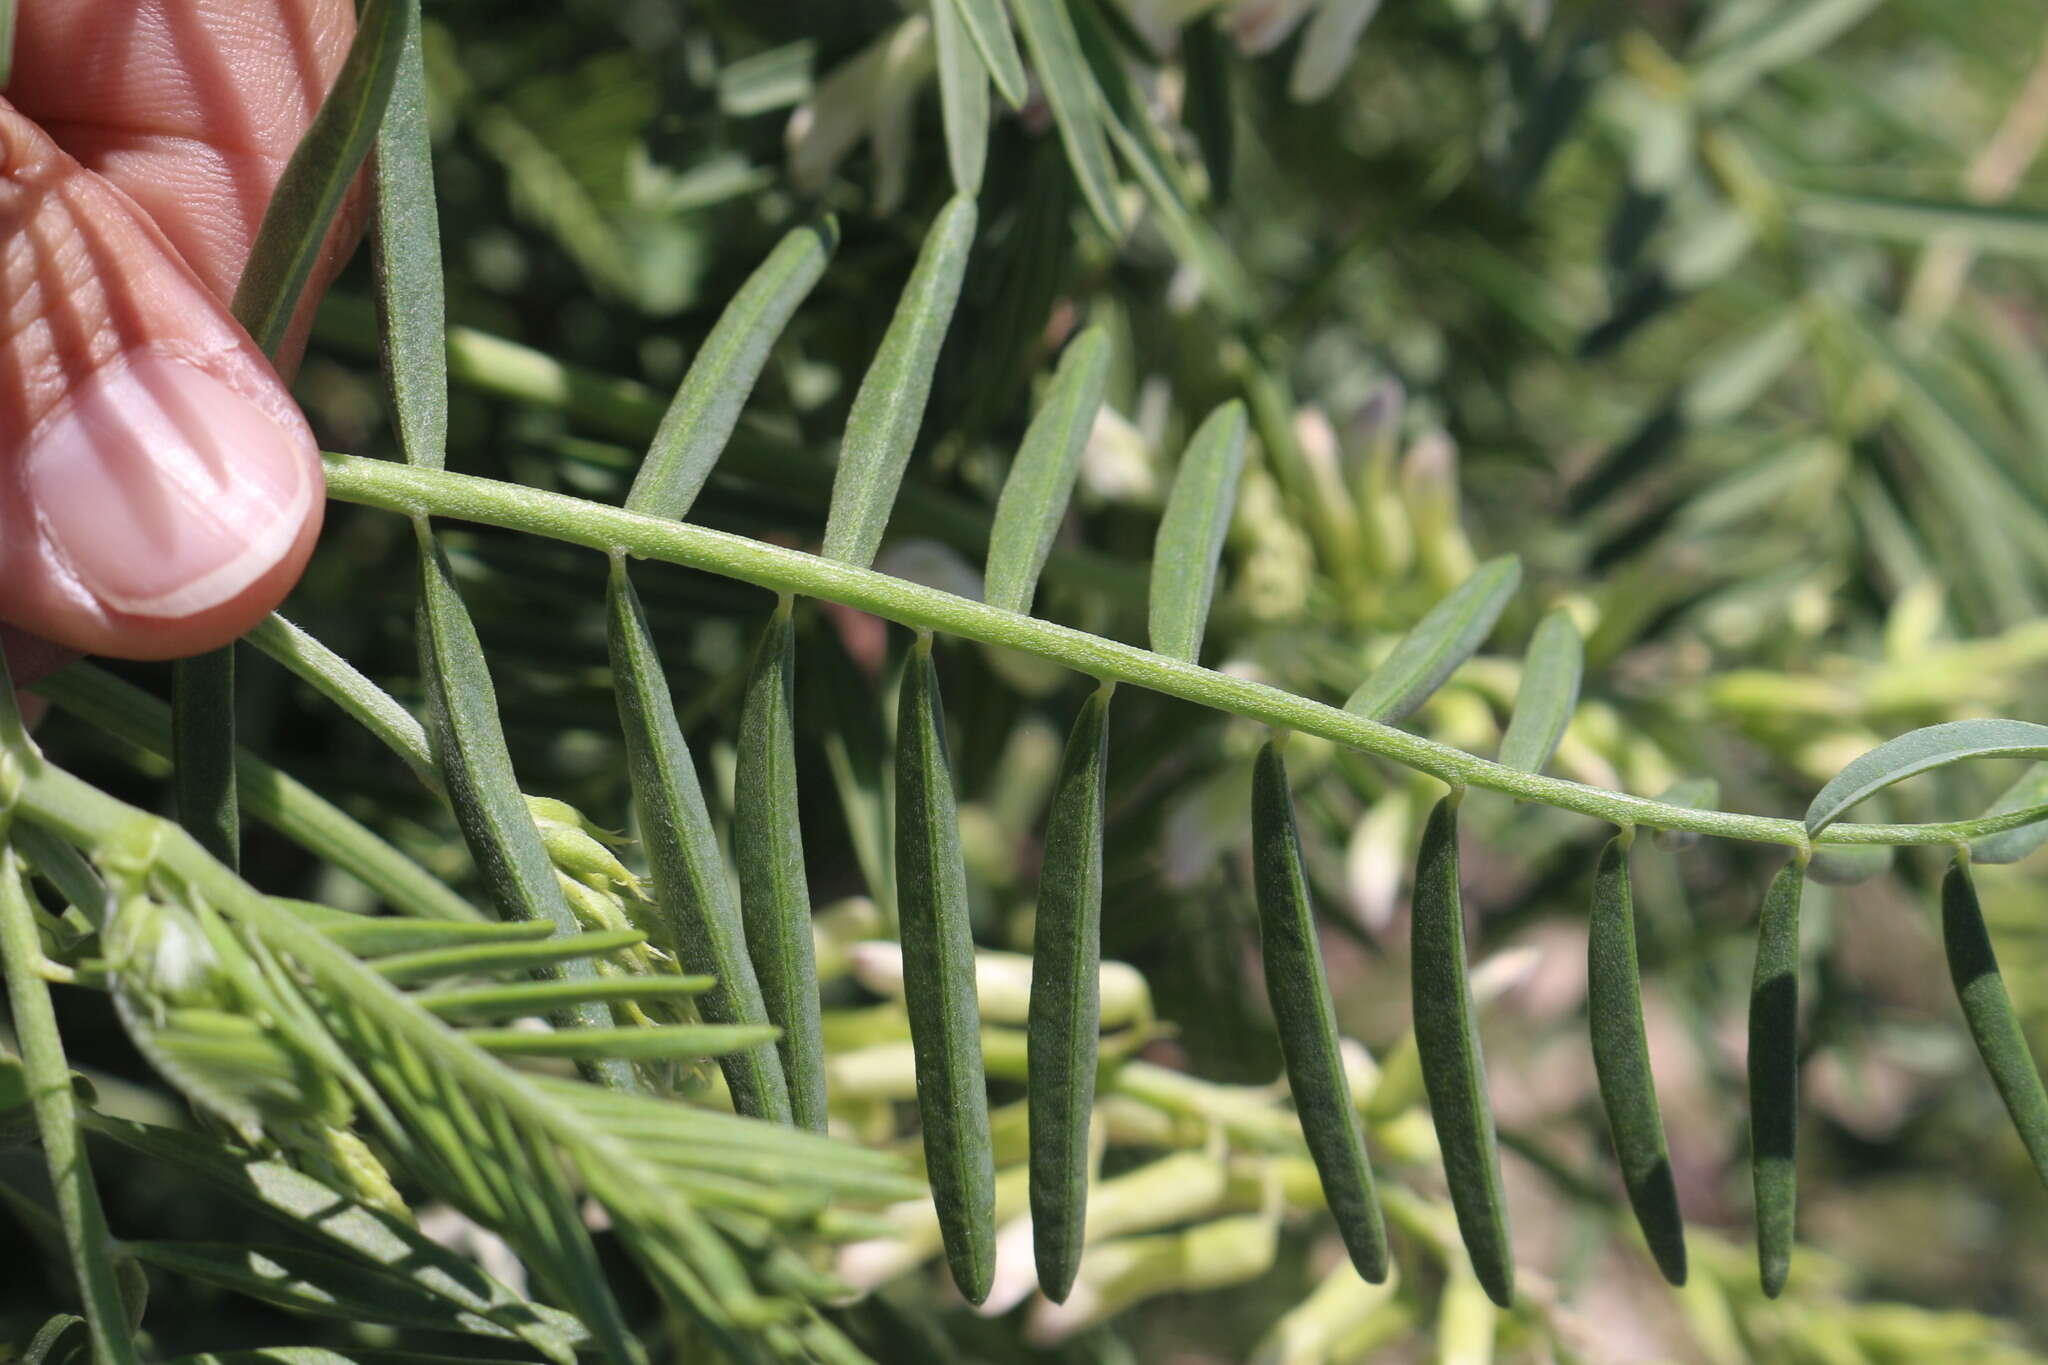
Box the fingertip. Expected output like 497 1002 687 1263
13 350 325 661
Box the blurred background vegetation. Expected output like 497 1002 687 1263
14 0 2048 1360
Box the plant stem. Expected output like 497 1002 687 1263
317 454 2048 851
0 835 142 1364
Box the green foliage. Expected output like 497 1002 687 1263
15 1 2048 1361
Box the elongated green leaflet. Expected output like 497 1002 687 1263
172 651 239 868
1347 557 1522 725
940 0 1029 108
416 529 627 1085
736 600 827 1132
1586 834 1686 1284
1804 719 2048 837
820 197 977 569
1411 793 1513 1305
416 540 582 944
1251 741 1390 1283
894 635 997 1303
933 0 990 196
1748 860 1804 1297
1148 401 1250 664
372 1 447 474
1010 0 1122 236
1941 855 2048 1188
985 327 1111 615
232 0 408 356
1028 683 1115 1302
605 561 790 1120
627 219 838 522
247 614 438 790
1497 608 1583 775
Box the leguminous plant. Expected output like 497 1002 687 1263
12 0 2048 1360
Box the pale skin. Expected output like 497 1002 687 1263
0 0 357 688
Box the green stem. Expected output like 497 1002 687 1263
319 454 2045 852
0 836 142 1364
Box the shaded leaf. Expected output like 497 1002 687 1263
1028 683 1115 1302
1803 719 2048 836
895 636 997 1303
1586 835 1686 1285
1410 796 1513 1306
1941 857 2048 1190
1251 741 1389 1283
1970 764 2048 865
1749 861 1804 1297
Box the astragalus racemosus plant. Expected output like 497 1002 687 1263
12 0 2048 1361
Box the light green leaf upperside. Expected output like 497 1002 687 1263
1803 719 2048 837
1496 608 1584 775
1345 556 1522 725
626 218 838 522
372 2 448 472
984 326 1111 614
1147 400 1250 664
941 0 1029 108
1009 0 1122 237
1972 764 2048 865
820 196 978 569
233 0 410 356
933 0 991 197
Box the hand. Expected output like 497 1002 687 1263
0 1 358 691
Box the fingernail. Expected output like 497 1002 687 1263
25 354 318 618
